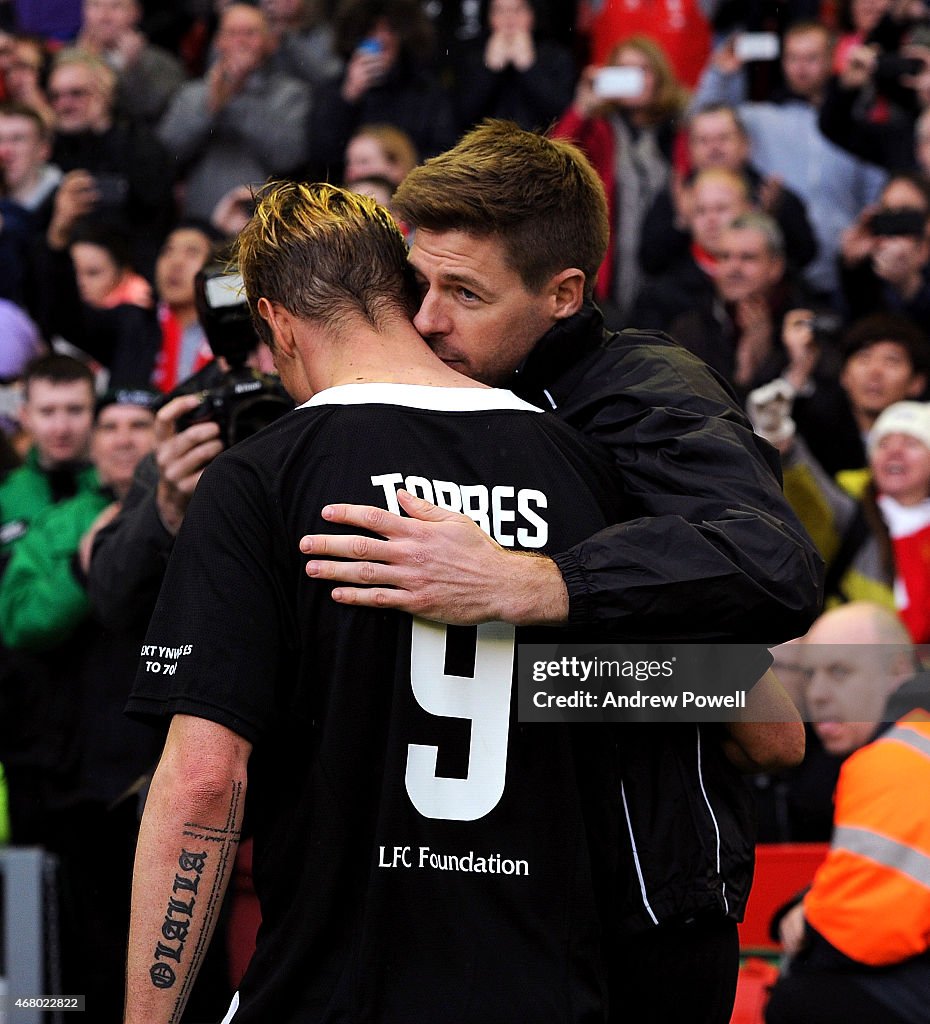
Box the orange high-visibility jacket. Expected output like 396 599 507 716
804 713 930 965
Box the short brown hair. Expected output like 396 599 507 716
688 102 748 139
393 120 609 299
727 212 786 258
236 180 418 339
690 166 751 202
0 101 49 142
23 353 95 399
784 20 834 51
843 314 930 376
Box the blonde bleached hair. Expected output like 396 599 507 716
51 47 118 105
235 180 419 342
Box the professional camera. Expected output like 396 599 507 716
175 263 292 447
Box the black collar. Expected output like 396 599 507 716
509 303 607 409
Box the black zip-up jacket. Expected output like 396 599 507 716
509 304 823 932
509 303 823 642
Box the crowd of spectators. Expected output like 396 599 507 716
3 0 930 1019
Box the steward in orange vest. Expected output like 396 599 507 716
767 691 930 1024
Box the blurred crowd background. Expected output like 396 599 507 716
4 1 930 1020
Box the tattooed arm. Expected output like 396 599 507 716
125 714 251 1024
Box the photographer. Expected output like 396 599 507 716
839 172 930 328
79 272 285 1021
86 266 285 633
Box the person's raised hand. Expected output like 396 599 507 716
47 169 99 249
154 393 224 536
778 902 809 958
341 45 388 103
840 44 877 89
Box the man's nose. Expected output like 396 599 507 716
413 290 447 339
806 673 828 708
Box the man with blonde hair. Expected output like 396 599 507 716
124 180 631 1023
48 46 174 274
77 0 185 126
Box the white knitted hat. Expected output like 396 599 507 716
869 401 930 454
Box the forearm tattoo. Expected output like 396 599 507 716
148 780 243 1023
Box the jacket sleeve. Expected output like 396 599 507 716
86 454 176 633
232 77 312 173
31 242 161 387
306 77 359 174
687 61 747 115
118 47 186 126
0 497 100 651
818 76 913 172
550 336 824 641
157 80 216 164
508 44 577 128
453 46 500 129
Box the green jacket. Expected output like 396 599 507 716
0 448 98 555
0 485 110 651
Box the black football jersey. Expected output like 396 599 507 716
129 384 625 1023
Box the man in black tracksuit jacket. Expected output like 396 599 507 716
508 303 799 1018
214 123 825 1022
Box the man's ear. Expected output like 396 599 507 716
548 268 585 321
257 298 296 358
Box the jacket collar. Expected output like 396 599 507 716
509 302 607 409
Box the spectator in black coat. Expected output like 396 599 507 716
838 173 930 333
451 0 576 134
307 0 458 182
47 48 175 279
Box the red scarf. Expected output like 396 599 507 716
152 303 212 393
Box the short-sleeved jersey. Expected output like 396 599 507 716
129 383 625 1023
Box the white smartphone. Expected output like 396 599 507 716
734 32 780 62
593 66 646 99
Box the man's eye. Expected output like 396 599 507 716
459 287 479 301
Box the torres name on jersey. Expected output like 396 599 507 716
370 472 549 547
